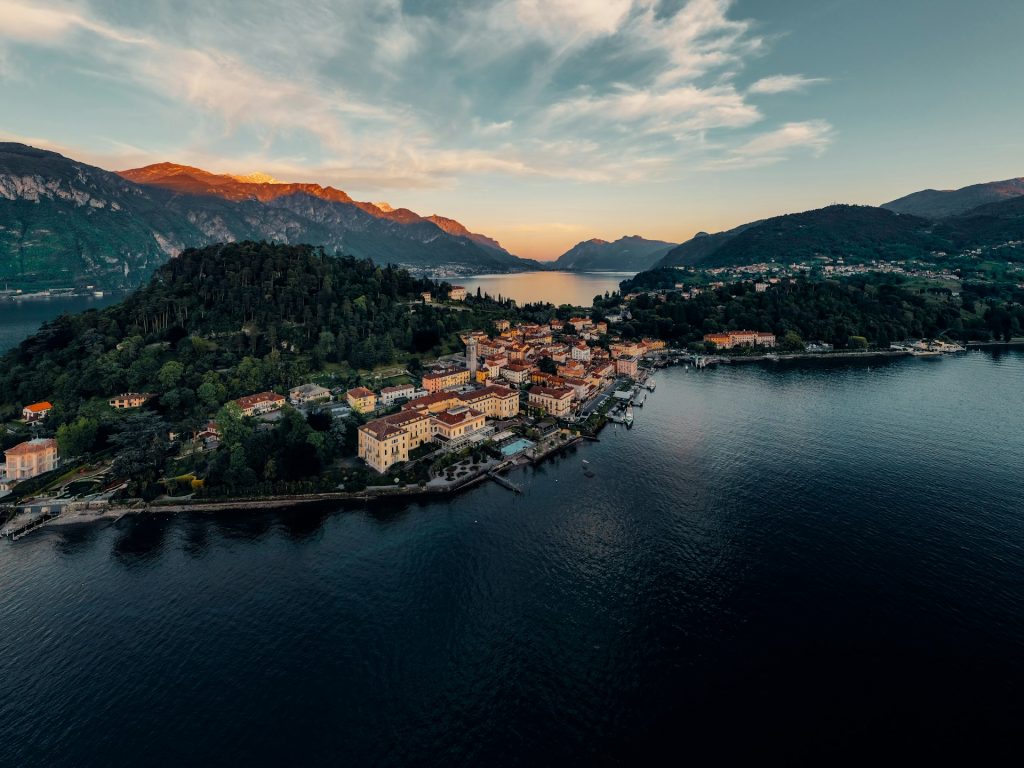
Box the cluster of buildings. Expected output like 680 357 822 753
702 330 777 349
357 384 521 472
354 318 665 473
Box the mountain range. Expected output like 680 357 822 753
3 140 1023 289
552 235 677 272
881 177 1024 218
0 143 538 290
654 177 1024 270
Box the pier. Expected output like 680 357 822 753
488 471 523 494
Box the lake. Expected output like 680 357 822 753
454 270 633 306
2 351 1022 765
0 295 122 353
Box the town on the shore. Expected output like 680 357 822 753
1 272 971 539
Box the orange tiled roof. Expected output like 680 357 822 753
5 438 58 456
24 401 53 413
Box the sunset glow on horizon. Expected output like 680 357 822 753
2 0 1022 260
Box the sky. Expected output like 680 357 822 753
1 0 1023 260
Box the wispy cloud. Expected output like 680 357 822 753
749 74 829 95
705 119 835 170
0 0 834 189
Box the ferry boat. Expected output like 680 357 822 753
624 404 634 427
645 379 656 392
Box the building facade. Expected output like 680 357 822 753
235 392 286 417
358 420 409 473
615 356 639 377
379 384 415 408
289 383 331 406
457 385 520 419
22 401 53 422
108 393 154 409
346 387 377 413
703 330 776 349
431 406 486 442
421 367 470 393
4 438 59 481
528 386 574 418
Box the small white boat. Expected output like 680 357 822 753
624 404 634 427
645 379 656 391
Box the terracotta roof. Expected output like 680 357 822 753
359 420 406 440
5 438 58 456
380 384 413 394
422 368 467 380
530 386 573 399
347 387 375 398
383 410 429 427
23 401 53 413
432 407 484 426
403 391 459 410
458 385 515 404
236 391 285 408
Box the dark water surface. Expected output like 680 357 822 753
2 352 1023 765
0 295 121 353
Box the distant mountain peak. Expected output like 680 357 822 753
555 234 677 272
229 172 280 184
0 143 539 289
374 201 394 212
882 176 1024 218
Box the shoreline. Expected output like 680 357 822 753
3 436 589 535
1 344 1006 538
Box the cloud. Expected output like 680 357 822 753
0 0 833 188
749 74 829 94
706 119 835 170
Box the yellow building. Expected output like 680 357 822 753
346 387 377 413
4 438 59 481
108 392 154 409
457 385 520 419
702 330 776 349
357 407 437 473
382 409 434 449
357 420 409 473
642 338 667 351
528 386 574 418
421 367 470 393
431 406 486 443
449 285 467 301
403 391 461 414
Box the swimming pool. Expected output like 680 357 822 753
500 438 535 456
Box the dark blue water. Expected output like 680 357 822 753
0 295 121 353
2 352 1023 765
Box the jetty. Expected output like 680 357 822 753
488 472 523 494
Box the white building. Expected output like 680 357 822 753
289 383 332 406
379 383 415 408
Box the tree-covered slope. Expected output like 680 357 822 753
654 200 1024 270
0 241 472 426
553 235 676 272
882 177 1024 218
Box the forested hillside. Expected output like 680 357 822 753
600 274 1024 349
0 242 481 427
